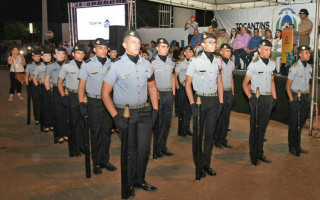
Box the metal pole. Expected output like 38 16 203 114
309 0 320 136
41 0 48 46
128 0 133 30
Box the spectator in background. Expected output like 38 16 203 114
190 29 201 50
233 26 251 69
145 44 152 58
7 46 26 101
208 26 218 38
63 41 73 59
240 28 262 68
229 28 238 47
216 29 230 54
142 50 150 61
265 29 273 43
150 40 158 59
170 42 180 61
289 24 295 30
0 41 8 66
271 29 282 60
185 15 198 45
261 28 266 39
298 8 313 46
247 29 252 38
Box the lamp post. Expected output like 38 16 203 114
29 23 34 50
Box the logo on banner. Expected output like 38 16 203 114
275 8 298 30
104 19 110 28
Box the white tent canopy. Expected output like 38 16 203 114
148 0 314 11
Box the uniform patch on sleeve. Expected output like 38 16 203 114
85 59 91 63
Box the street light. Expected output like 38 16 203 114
29 23 34 50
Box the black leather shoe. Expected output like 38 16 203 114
202 166 216 176
161 150 173 156
135 182 157 191
289 147 297 155
185 130 193 136
227 128 232 131
156 152 164 158
258 155 271 163
264 138 268 142
300 148 309 154
93 165 102 175
101 162 117 171
125 186 135 199
215 142 222 149
221 142 232 149
74 151 82 157
200 169 206 178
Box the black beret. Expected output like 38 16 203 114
54 47 67 53
157 38 169 45
299 9 309 15
201 33 216 42
123 30 141 41
219 29 226 33
220 43 232 50
184 46 194 52
72 44 85 52
41 49 52 54
142 50 149 55
298 45 311 53
32 49 41 56
259 39 272 47
93 38 108 47
108 46 117 51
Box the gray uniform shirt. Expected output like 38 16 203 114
33 62 47 82
175 59 190 83
104 53 153 106
246 58 276 93
151 55 175 90
59 60 82 90
288 60 312 92
46 62 63 85
26 61 41 79
187 21 198 35
79 55 111 96
221 59 235 89
186 53 221 94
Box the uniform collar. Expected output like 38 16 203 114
92 55 109 65
123 53 143 64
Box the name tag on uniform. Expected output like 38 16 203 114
53 69 58 71
299 74 303 77
258 71 264 74
123 74 131 78
69 72 76 74
199 70 206 73
91 71 98 74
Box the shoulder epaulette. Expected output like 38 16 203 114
253 57 259 63
214 55 221 59
64 61 70 64
270 59 276 63
176 61 181 64
292 62 299 67
195 53 202 58
85 59 91 63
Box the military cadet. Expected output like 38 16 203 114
25 50 42 124
185 33 224 177
151 38 176 158
58 44 86 156
175 46 194 137
286 45 311 156
33 49 53 132
78 38 116 175
213 44 235 149
242 39 277 165
108 46 118 62
44 47 68 143
101 30 159 199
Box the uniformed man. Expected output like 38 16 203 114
108 46 118 62
216 29 230 51
214 44 235 149
44 47 67 143
25 50 42 124
298 9 313 46
151 38 176 158
58 44 86 156
101 30 159 198
186 33 224 177
78 38 116 175
242 39 277 165
286 45 311 156
33 49 53 132
175 46 194 137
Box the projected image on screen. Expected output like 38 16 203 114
77 5 125 40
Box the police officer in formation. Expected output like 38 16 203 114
242 39 277 165
286 45 311 156
175 46 194 137
213 44 235 149
25 49 42 125
58 44 86 156
101 30 159 199
152 38 176 158
186 33 224 177
45 47 68 143
78 38 116 175
33 49 53 132
108 46 119 62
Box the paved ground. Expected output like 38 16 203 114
0 68 320 200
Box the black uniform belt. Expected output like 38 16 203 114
87 94 101 99
292 90 308 94
195 91 217 97
68 89 78 93
224 88 232 91
252 92 271 96
158 88 172 92
115 102 149 109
